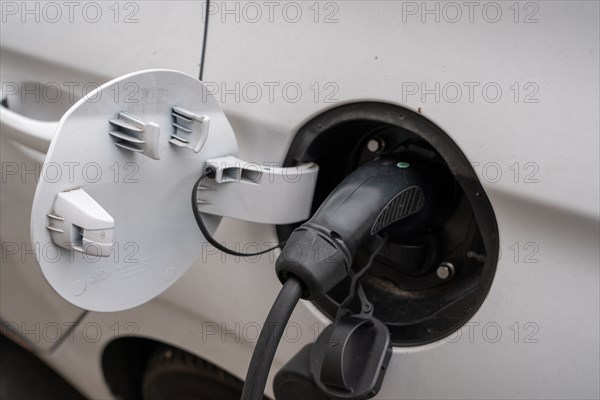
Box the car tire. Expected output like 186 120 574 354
142 346 246 400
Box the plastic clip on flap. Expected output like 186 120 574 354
46 188 114 257
169 106 210 152
195 156 319 224
108 111 160 160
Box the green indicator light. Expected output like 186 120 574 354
397 162 410 169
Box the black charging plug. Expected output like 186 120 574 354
242 156 443 400
276 156 436 300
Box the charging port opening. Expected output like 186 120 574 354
278 102 499 346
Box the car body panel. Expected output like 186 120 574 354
1 1 598 399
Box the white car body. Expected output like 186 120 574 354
1 1 598 399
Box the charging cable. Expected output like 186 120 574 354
192 167 285 257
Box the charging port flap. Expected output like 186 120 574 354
29 70 317 312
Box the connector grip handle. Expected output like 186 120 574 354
277 156 436 299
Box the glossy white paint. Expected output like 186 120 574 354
0 1 206 79
1 1 598 399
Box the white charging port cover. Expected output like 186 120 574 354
30 70 237 312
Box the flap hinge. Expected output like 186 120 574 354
195 156 319 224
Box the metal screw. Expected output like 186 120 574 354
367 138 384 153
436 262 455 280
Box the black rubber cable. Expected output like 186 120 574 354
240 277 304 400
192 169 302 398
192 169 284 257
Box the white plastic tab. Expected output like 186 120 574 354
47 188 114 257
198 156 319 224
169 106 209 152
109 111 160 160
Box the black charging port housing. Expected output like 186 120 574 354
277 102 499 347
